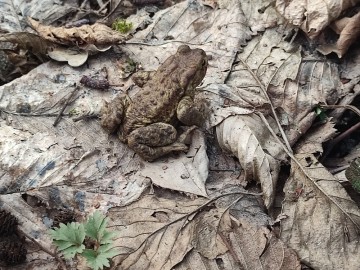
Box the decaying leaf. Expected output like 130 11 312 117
28 17 126 46
216 114 284 208
281 154 360 270
318 11 360 58
275 0 358 38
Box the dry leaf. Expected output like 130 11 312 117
216 114 283 208
318 12 360 58
281 154 360 270
28 17 126 46
276 0 358 38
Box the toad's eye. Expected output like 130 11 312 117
201 59 207 66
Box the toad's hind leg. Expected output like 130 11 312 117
127 123 188 161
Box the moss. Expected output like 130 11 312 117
112 19 133 34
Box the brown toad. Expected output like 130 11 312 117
101 45 208 161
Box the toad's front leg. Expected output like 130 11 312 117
177 96 204 126
127 123 188 161
100 95 127 133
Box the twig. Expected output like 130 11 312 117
223 50 239 84
72 113 99 122
0 109 65 117
53 86 79 127
21 230 67 270
321 104 360 118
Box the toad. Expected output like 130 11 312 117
101 45 208 161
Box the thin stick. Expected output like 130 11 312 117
53 86 79 127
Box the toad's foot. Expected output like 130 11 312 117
127 123 188 162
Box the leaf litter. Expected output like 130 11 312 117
0 0 360 269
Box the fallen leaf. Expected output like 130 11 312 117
281 153 360 270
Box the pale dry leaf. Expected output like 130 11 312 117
216 114 284 208
199 0 218 9
136 130 209 197
110 188 264 270
318 11 360 58
28 17 126 46
281 153 360 270
275 0 359 38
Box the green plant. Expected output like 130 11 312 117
315 106 327 121
112 19 133 34
50 211 119 270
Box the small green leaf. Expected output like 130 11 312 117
100 230 117 245
98 244 120 258
82 249 111 270
50 222 86 259
84 211 108 242
62 244 86 259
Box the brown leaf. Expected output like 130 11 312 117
318 12 360 58
281 154 360 270
27 17 126 46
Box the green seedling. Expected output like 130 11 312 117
50 211 119 270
